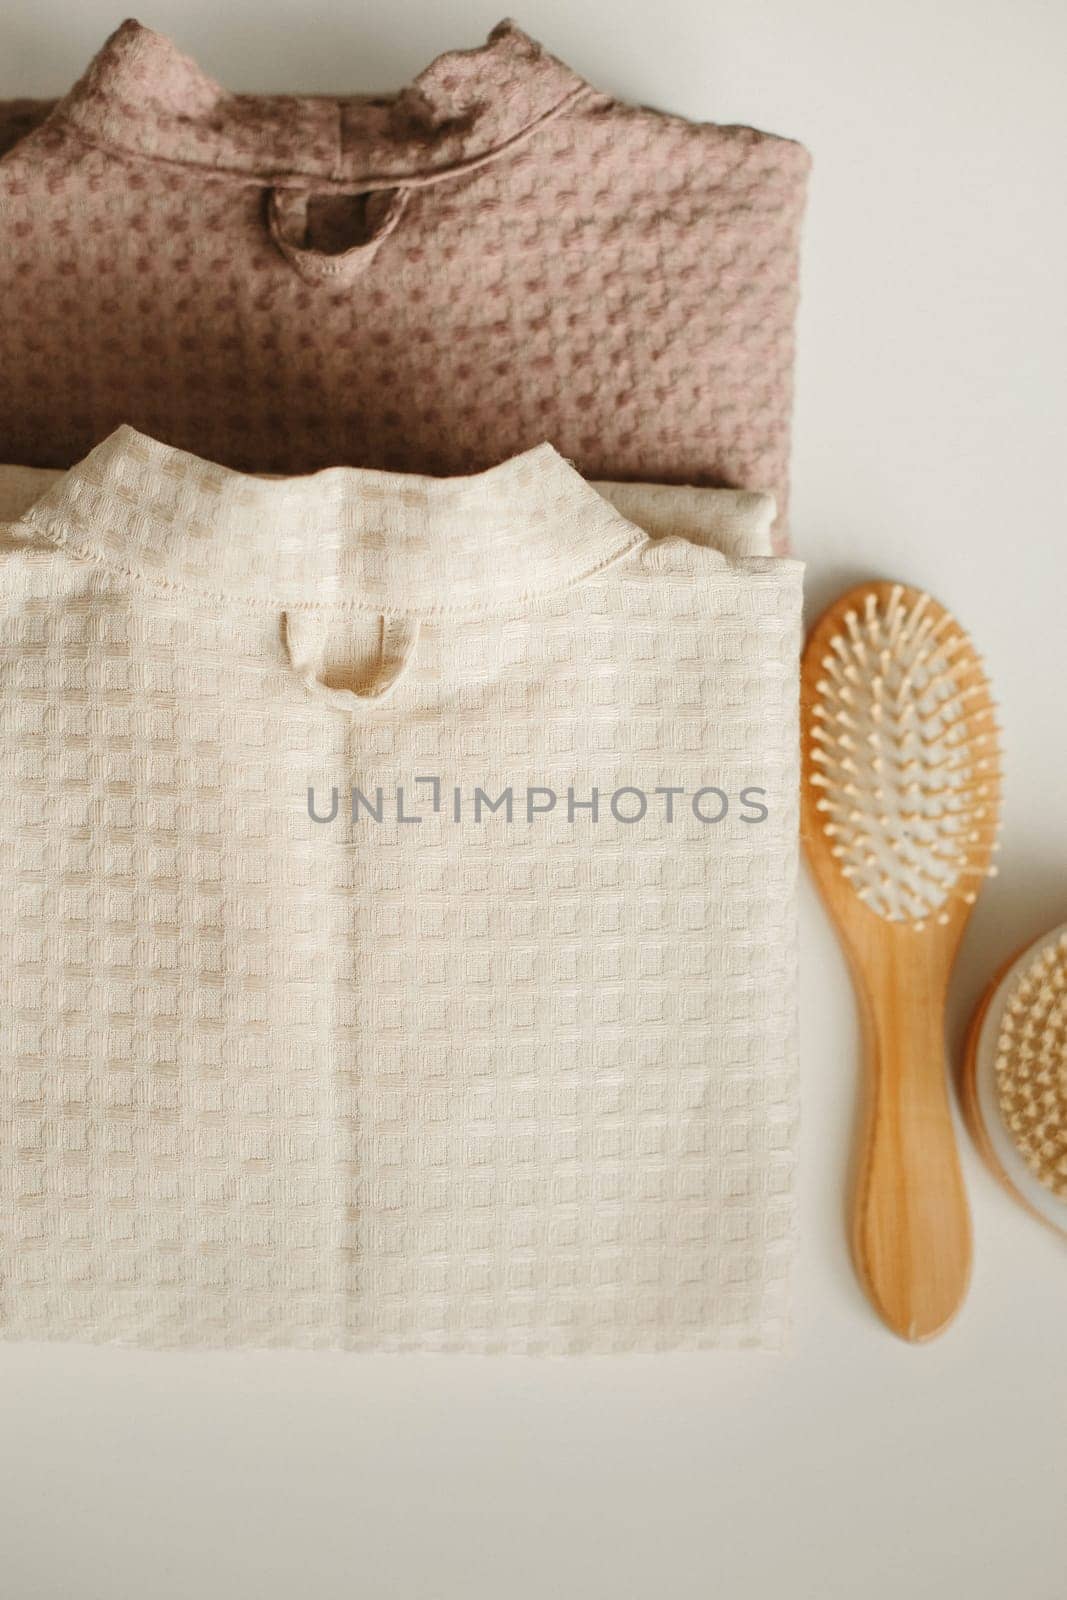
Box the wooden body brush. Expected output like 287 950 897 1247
801 582 1001 1341
962 921 1067 1239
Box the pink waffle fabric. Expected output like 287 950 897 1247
0 19 809 547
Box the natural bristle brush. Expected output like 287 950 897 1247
962 921 1067 1240
801 581 1002 1341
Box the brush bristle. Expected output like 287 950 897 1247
808 584 1001 928
994 931 1067 1199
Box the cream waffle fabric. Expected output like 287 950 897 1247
0 429 802 1352
0 465 776 561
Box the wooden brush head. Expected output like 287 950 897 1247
963 923 1067 1238
802 580 1001 948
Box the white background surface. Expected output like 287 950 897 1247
2 3 1066 1597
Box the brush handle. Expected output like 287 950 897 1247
852 945 972 1342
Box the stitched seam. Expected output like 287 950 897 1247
14 514 651 618
44 85 595 194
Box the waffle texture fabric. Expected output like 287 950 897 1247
0 465 777 562
0 18 809 549
0 427 803 1353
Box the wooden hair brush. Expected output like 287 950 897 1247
801 581 1002 1341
